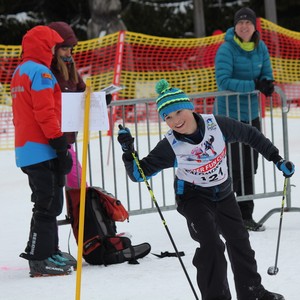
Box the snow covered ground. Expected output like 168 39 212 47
1 117 300 300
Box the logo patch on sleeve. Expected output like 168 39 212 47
42 73 52 80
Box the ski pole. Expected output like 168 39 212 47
267 177 288 275
127 148 199 299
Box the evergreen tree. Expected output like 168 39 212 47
0 0 300 44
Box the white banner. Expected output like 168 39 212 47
61 91 109 132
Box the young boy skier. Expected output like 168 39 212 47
117 79 294 300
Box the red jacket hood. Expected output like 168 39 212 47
21 25 63 68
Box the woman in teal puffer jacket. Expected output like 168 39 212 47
214 7 274 231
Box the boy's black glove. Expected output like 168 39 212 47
49 135 73 175
276 159 295 178
117 125 134 153
254 79 275 96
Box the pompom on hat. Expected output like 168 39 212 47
234 7 256 27
155 79 194 120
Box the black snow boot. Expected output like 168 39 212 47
28 256 72 277
259 290 285 300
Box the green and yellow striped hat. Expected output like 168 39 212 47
155 79 194 120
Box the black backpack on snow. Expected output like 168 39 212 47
65 186 151 265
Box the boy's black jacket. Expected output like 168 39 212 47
121 113 282 200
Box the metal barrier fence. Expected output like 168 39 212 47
71 86 299 226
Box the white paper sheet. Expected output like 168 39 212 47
61 91 109 132
100 84 124 94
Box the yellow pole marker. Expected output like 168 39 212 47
75 78 92 300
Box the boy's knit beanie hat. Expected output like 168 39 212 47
234 7 256 27
155 79 194 120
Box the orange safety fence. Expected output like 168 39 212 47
1 18 300 150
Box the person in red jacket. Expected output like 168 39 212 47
11 25 74 277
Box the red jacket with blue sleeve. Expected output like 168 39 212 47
11 26 64 167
